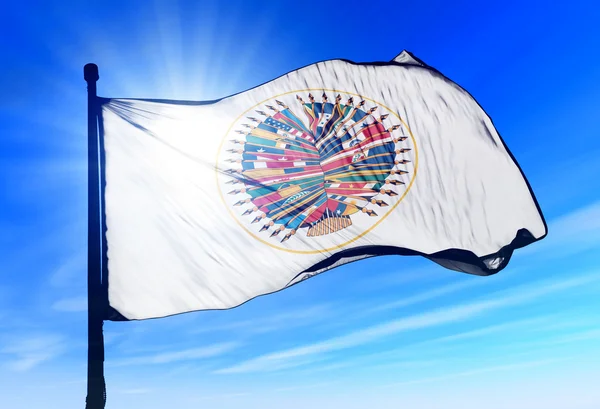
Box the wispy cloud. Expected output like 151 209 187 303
52 296 87 312
521 200 600 257
358 359 439 374
103 331 123 345
295 315 564 375
1 333 66 371
546 329 600 344
273 381 340 393
421 315 555 345
351 265 437 292
295 361 355 374
318 273 506 333
190 392 252 402
117 388 152 395
510 329 600 351
225 356 329 375
109 342 239 367
382 358 563 387
49 252 86 288
191 304 334 336
365 279 485 314
214 273 599 374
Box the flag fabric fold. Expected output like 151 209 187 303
99 51 547 320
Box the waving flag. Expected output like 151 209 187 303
98 51 547 320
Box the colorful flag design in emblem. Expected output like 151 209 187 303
222 92 416 244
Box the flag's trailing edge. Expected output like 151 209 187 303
98 50 547 321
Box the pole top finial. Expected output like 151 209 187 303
84 63 99 82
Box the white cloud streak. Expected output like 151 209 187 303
421 315 555 345
507 329 600 351
273 381 340 393
521 200 600 257
49 252 86 288
190 392 252 402
117 388 152 395
109 342 240 367
52 296 87 312
294 314 573 375
382 358 563 387
365 279 485 314
191 304 333 335
214 273 599 374
352 265 437 291
1 333 66 372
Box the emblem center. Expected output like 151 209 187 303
220 91 415 246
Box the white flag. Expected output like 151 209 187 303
100 51 547 320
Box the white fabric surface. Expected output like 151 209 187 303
101 51 546 319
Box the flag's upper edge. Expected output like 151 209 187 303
96 50 438 107
391 50 425 66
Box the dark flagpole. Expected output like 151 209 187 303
84 63 106 409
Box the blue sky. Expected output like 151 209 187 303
1 0 600 408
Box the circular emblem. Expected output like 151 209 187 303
216 90 417 253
